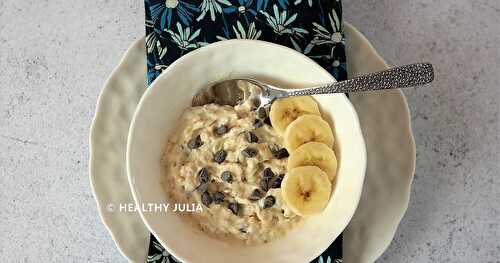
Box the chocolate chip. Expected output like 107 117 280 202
260 179 270 192
245 131 259 143
264 117 272 126
221 171 233 183
201 192 212 207
257 107 267 119
187 135 203 149
213 191 225 204
213 150 227 164
263 195 276 209
228 202 240 215
273 148 289 159
215 125 229 135
254 119 264 128
271 174 284 189
195 182 209 193
241 147 258 158
198 168 209 183
248 189 263 201
263 168 275 180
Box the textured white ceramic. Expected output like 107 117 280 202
343 25 416 263
89 22 416 263
127 39 366 263
89 38 150 263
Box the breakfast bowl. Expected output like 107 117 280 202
127 40 366 263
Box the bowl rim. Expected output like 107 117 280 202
127 39 367 262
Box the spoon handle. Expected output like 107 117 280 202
287 63 434 97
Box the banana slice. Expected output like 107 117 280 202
288 142 338 181
284 114 334 152
281 166 332 217
269 96 320 135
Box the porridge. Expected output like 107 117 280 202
162 87 301 245
162 82 337 245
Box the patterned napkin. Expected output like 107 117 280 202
144 0 346 262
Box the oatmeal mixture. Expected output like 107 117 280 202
161 88 302 245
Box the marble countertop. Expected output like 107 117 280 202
0 0 498 262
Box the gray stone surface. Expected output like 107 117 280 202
0 0 498 262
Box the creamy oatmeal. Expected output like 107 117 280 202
161 88 302 245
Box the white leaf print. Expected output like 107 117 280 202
176 22 184 40
167 22 204 51
188 29 201 41
196 0 231 22
237 21 246 39
290 37 301 52
260 5 307 38
284 13 297 26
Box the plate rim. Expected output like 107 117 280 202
343 23 417 262
89 38 149 263
344 22 417 261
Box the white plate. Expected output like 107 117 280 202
89 22 415 263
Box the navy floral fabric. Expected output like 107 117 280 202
145 0 346 84
144 0 346 262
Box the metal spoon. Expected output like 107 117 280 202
192 63 434 109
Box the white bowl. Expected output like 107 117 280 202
127 40 366 263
